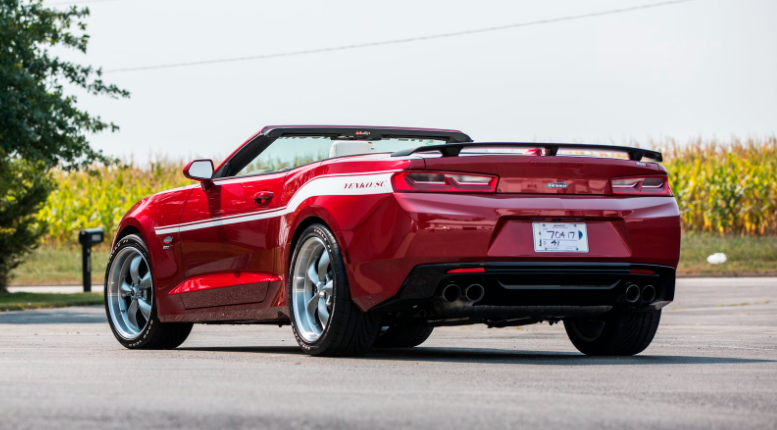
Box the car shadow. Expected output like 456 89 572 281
179 346 306 355
177 345 775 365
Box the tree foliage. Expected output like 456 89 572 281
0 0 128 290
0 157 52 288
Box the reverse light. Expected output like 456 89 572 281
392 171 498 193
611 176 673 196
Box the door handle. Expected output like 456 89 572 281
253 191 274 205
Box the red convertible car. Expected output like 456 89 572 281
104 125 680 356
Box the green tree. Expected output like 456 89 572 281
0 157 53 288
0 0 128 291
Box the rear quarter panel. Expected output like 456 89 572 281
273 156 425 308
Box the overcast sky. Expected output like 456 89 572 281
48 0 776 163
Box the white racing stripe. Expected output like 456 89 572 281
154 172 395 235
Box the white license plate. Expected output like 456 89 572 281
532 222 589 253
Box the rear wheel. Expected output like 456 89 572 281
374 323 434 349
105 234 193 349
289 224 381 356
564 310 661 356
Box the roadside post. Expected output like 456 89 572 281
78 228 105 293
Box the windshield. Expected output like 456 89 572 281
235 136 447 177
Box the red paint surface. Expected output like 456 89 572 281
177 172 286 308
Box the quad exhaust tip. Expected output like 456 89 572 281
464 284 485 303
441 284 461 302
625 284 640 303
642 285 657 303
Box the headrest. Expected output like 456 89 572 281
329 140 374 158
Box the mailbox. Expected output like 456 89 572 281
78 228 105 292
79 228 105 246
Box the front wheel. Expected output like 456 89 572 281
564 310 661 356
288 224 381 356
105 234 193 349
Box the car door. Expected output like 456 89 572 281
177 172 286 309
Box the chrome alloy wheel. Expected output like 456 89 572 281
106 247 153 339
291 237 334 343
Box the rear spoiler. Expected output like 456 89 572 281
391 142 663 162
261 126 473 144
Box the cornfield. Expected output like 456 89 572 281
38 158 190 245
661 137 776 236
36 137 777 245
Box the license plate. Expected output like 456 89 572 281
532 222 589 253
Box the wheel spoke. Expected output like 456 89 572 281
127 298 139 328
119 282 132 298
307 259 319 285
119 257 134 286
317 297 330 327
138 272 152 290
129 256 142 285
317 251 330 284
306 295 319 319
137 297 152 320
321 280 333 294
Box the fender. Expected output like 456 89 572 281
112 186 195 294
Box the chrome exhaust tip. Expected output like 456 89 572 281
625 284 640 303
463 284 485 303
641 285 657 303
440 284 462 302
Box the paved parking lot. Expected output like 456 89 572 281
1 278 775 429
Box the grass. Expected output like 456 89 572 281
6 234 776 286
678 234 777 275
7 245 111 285
0 292 104 312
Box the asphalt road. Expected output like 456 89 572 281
1 278 775 430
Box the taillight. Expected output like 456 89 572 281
611 176 673 196
392 171 498 193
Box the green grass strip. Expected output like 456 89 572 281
679 234 777 275
0 292 103 312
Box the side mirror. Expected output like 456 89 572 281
183 159 214 188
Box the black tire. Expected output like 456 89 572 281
374 323 434 348
104 234 193 350
288 224 381 356
564 310 661 356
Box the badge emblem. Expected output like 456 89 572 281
545 182 569 189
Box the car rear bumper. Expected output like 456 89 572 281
340 193 680 311
371 262 675 324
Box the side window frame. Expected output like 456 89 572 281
215 136 326 181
